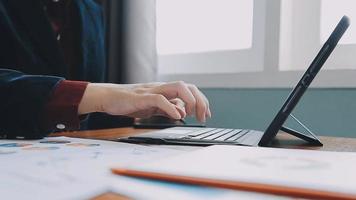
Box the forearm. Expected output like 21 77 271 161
78 83 107 115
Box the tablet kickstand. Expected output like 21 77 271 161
281 114 323 146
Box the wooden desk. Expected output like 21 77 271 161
51 128 356 199
51 127 356 152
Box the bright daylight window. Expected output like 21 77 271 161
280 0 356 73
156 0 263 75
157 0 356 87
156 0 253 55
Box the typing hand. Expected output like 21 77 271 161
78 81 211 123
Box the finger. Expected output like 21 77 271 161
188 84 208 122
153 81 196 116
136 99 186 119
174 104 186 119
199 91 211 118
169 98 185 107
207 108 212 118
156 99 186 119
155 105 186 119
169 98 186 118
193 88 211 118
148 94 182 119
200 90 211 118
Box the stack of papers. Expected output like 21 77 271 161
113 145 356 199
1 137 294 199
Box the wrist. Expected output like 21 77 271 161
78 83 107 114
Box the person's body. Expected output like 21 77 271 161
0 0 210 139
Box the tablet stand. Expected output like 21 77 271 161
281 114 323 146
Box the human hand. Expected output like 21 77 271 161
78 81 211 122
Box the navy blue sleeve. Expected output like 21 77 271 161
0 68 63 139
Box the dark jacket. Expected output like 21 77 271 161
0 0 124 139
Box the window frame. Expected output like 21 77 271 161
157 0 356 88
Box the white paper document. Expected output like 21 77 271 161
0 137 294 200
0 137 185 199
121 145 356 197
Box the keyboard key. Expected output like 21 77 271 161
214 129 243 141
226 130 249 141
187 128 215 137
203 129 233 140
194 129 224 139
